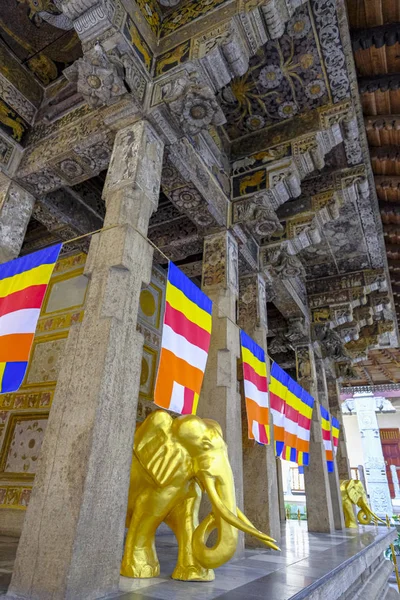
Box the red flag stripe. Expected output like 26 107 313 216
269 392 285 412
182 387 195 415
298 414 311 429
285 405 298 421
164 301 211 352
258 423 269 444
0 285 47 318
243 362 268 392
322 429 331 441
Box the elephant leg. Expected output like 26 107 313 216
343 500 358 528
165 484 214 582
121 507 162 578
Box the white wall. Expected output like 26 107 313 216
343 408 400 472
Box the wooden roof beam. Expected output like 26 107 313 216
352 23 400 51
359 73 400 93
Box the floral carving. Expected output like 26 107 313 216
74 43 128 108
162 74 226 136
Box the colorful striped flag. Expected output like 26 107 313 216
154 262 212 415
331 416 340 456
320 405 334 473
240 331 269 445
296 390 314 467
269 362 289 457
282 377 302 463
0 244 62 394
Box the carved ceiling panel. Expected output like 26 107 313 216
0 1 82 86
219 5 330 141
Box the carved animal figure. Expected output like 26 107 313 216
340 479 384 528
17 0 73 29
122 410 279 581
0 102 24 142
239 170 266 195
157 43 189 76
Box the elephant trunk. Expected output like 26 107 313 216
192 473 239 569
192 475 279 569
357 501 385 525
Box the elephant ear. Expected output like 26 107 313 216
134 411 188 487
346 480 360 504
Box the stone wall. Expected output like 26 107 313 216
0 251 166 536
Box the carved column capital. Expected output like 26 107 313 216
238 273 267 333
202 230 239 296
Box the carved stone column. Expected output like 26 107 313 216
353 393 393 518
315 359 344 531
0 176 35 263
199 230 244 555
296 344 335 533
238 273 280 544
390 465 400 499
276 457 287 522
327 378 351 481
8 121 164 600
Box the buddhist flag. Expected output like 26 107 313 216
0 244 62 394
320 405 334 473
240 331 269 445
296 390 314 467
282 377 302 463
331 416 340 456
154 262 212 415
269 362 289 457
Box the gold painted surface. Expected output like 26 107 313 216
23 332 68 388
43 270 88 315
0 414 48 481
0 485 32 509
340 479 385 528
122 410 279 580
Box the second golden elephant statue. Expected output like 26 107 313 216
121 410 279 581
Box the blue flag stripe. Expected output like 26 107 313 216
168 262 212 315
0 244 62 282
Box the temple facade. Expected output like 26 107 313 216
0 0 400 598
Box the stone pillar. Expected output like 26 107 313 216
276 458 287 522
327 378 351 481
315 359 344 531
0 176 35 263
199 230 244 554
353 393 393 518
238 273 280 545
390 465 400 499
296 344 335 533
7 121 164 600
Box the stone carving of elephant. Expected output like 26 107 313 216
340 479 384 528
121 410 279 581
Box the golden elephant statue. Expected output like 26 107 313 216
121 410 279 581
340 479 385 528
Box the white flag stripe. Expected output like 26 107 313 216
297 426 311 442
0 308 41 336
169 381 185 414
283 419 297 435
244 380 269 407
270 409 285 427
162 324 208 372
323 439 333 451
252 420 261 443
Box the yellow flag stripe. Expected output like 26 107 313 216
0 362 6 390
269 377 288 400
0 263 55 299
321 420 331 431
241 347 267 377
299 403 313 419
285 390 301 411
192 392 199 415
166 282 212 333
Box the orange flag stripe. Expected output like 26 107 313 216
154 348 205 408
245 398 269 424
0 333 34 362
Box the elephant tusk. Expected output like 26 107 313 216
366 507 386 525
204 477 280 552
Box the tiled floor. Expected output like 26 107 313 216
0 523 393 599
